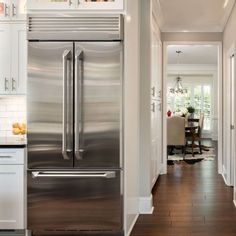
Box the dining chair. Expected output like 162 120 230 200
167 116 186 158
186 113 204 155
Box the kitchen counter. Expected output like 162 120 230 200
0 137 27 148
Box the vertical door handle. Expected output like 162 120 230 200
12 3 16 17
4 4 9 17
62 50 72 160
4 78 9 91
75 49 84 160
12 78 16 91
151 102 156 112
151 87 155 97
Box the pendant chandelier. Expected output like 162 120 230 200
169 51 188 96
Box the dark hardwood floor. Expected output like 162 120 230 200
131 142 236 236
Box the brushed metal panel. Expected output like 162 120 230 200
74 42 122 169
27 42 74 169
27 170 123 233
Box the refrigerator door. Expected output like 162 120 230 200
27 170 123 235
28 42 74 169
74 42 122 169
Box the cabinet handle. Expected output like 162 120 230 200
12 78 16 91
4 3 9 17
68 0 73 6
0 156 12 158
12 3 16 17
4 78 9 91
78 0 80 5
0 172 16 175
158 103 162 111
151 102 156 112
151 87 155 97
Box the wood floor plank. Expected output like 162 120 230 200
131 141 236 236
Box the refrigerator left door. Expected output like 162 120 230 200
28 42 74 169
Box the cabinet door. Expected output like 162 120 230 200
0 165 24 230
11 0 26 21
27 0 75 10
0 24 11 95
0 0 11 21
77 0 123 10
11 23 27 94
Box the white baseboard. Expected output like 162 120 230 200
233 200 236 208
126 213 139 236
221 173 231 186
139 195 154 214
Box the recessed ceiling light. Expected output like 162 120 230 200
224 0 229 8
182 30 189 33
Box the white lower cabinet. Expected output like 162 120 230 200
0 149 25 230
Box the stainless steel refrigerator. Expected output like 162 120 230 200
27 14 124 236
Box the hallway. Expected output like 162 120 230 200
131 144 236 236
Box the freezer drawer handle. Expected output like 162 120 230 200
31 171 116 179
62 50 72 160
75 49 84 160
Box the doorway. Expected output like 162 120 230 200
163 42 223 175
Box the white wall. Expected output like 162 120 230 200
124 0 140 234
223 3 236 194
138 0 162 214
162 32 223 42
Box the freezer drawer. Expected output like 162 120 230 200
27 170 123 235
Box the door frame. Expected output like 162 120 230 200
162 41 223 175
225 44 235 186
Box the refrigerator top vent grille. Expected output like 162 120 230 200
27 14 123 41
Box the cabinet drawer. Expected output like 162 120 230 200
0 149 24 165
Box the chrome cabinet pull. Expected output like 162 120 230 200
68 0 73 6
158 103 162 111
151 102 156 112
12 78 16 91
12 3 16 17
32 171 116 179
0 156 12 158
4 78 9 91
4 4 9 17
62 50 72 160
75 49 84 160
151 86 155 97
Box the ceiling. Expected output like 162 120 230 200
167 45 218 65
156 0 235 32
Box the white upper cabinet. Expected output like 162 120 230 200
27 0 124 10
77 0 124 10
0 23 27 95
0 0 26 21
27 0 74 10
11 23 27 95
0 24 11 95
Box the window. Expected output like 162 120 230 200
167 80 212 132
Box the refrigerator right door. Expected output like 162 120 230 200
74 42 122 169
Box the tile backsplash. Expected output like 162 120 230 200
0 96 26 138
